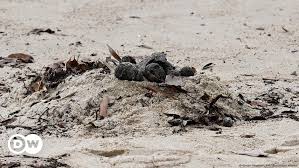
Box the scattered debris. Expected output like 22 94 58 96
289 115 299 121
245 116 266 121
69 41 82 47
28 28 55 35
281 26 289 33
267 113 299 122
240 134 255 138
8 53 34 63
291 71 297 76
29 76 47 93
165 113 195 127
168 118 185 126
238 93 245 101
244 83 299 123
90 53 97 57
129 16 141 19
281 110 297 114
201 92 210 101
66 57 81 73
43 62 68 88
262 78 278 85
0 53 34 68
233 150 268 157
256 27 265 31
0 162 21 168
245 45 252 49
260 91 284 105
137 44 153 49
0 154 71 168
202 63 215 70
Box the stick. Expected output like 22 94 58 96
99 96 109 119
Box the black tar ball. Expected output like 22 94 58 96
150 52 175 74
143 63 166 83
121 56 136 64
180 66 196 76
115 62 143 81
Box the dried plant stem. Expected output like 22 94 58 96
99 96 109 119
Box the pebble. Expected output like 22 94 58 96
168 118 183 126
180 66 195 76
223 117 234 127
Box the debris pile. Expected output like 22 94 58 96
0 48 259 137
27 28 56 35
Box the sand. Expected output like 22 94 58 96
0 0 299 167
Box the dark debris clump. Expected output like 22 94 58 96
114 52 196 83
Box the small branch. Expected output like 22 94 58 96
99 96 109 119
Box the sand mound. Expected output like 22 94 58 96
0 66 258 137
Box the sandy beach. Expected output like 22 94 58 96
0 0 298 167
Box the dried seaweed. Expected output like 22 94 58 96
0 53 34 68
28 28 55 35
8 53 34 63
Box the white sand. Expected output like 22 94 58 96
0 0 299 167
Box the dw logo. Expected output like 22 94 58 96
8 134 43 155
